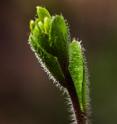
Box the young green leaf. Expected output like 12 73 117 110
49 15 69 58
29 35 66 87
69 39 85 112
49 15 70 74
36 6 51 21
28 7 68 87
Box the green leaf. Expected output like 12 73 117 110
29 18 51 55
49 15 70 72
36 6 51 21
29 38 65 86
44 17 51 33
36 46 65 85
49 15 69 57
69 39 85 111
29 7 67 86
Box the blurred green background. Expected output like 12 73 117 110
0 0 117 124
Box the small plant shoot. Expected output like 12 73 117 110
28 6 90 124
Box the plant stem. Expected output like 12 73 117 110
65 70 87 124
58 59 87 124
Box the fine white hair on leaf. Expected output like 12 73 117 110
61 88 68 95
28 42 66 91
80 42 91 123
29 41 90 124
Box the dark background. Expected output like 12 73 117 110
0 0 117 124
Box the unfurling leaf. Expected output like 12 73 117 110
69 39 86 112
28 6 70 87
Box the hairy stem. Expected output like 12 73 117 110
65 70 86 124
